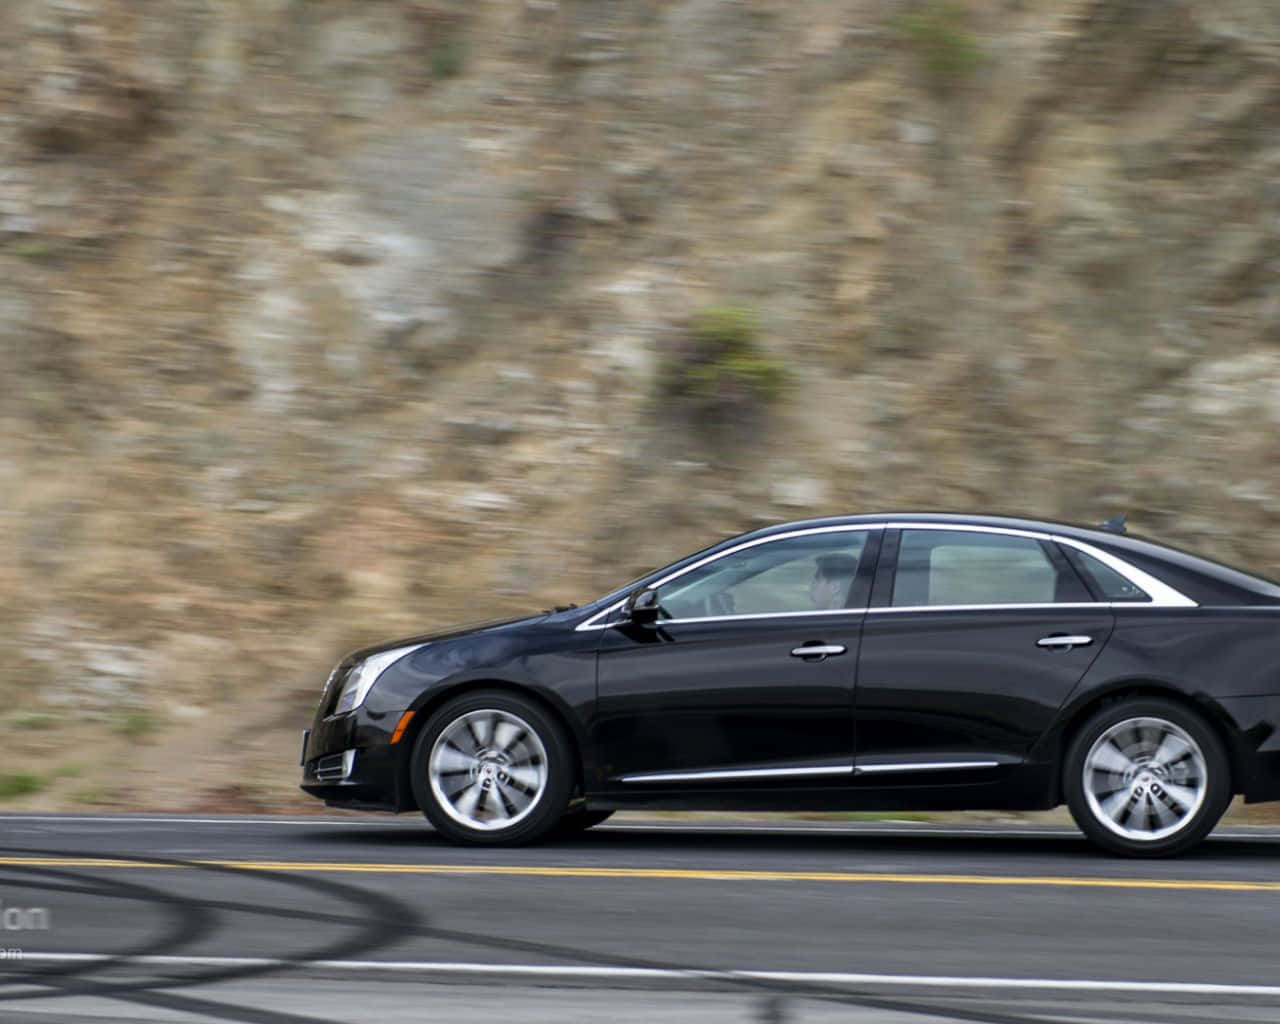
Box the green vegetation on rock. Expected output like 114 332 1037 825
9 710 56 731
0 773 47 799
660 306 786 437
898 1 982 84
429 41 465 79
116 709 159 740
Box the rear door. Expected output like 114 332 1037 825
854 526 1114 779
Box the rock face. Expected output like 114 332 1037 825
1 0 1278 807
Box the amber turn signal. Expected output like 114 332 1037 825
389 710 415 745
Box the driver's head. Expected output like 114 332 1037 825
809 553 859 609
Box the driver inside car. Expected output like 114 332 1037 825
808 553 859 610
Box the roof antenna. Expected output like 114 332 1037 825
1099 514 1128 534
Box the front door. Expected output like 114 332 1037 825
592 527 878 790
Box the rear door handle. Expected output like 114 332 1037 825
791 644 847 659
1037 634 1093 649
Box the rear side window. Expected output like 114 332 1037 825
893 530 1085 607
1067 549 1151 603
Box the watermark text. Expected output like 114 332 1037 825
1 901 50 932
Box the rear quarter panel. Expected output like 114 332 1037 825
1079 608 1280 700
1037 607 1280 802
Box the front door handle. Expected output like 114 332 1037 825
791 644 847 659
1037 634 1093 650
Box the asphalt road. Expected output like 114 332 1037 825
3 815 1280 1024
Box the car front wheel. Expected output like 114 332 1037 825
411 690 572 845
1064 698 1231 857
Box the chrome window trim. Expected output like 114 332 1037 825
640 608 866 628
576 520 1197 631
885 522 1056 541
868 602 1103 615
1054 536 1196 608
885 523 1198 610
575 525 883 632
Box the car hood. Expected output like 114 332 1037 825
344 612 551 664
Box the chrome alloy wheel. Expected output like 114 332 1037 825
427 709 549 832
1082 716 1208 842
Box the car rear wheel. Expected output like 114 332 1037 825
1064 698 1231 857
411 690 572 845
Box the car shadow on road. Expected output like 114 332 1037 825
552 829 1280 865
288 822 1280 865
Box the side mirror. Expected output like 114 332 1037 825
623 588 662 626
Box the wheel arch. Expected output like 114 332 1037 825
1049 680 1246 805
396 678 588 811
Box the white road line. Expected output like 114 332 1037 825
7 955 1280 998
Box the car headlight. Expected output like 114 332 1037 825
333 645 419 715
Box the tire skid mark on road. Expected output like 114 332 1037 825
0 847 1100 1024
2 856 1280 893
0 849 421 1024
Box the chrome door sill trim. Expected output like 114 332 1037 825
617 761 1004 784
855 761 1000 774
619 765 854 784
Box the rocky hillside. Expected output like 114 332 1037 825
1 0 1278 810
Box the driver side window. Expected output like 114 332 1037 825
655 531 869 620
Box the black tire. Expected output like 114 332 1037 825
410 689 572 846
1064 697 1231 858
553 809 615 836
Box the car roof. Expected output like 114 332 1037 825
740 512 1280 601
586 511 1280 613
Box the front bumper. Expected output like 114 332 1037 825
299 708 414 812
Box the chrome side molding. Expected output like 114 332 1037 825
855 760 1000 774
618 760 1003 784
619 765 853 784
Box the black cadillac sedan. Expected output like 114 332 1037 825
301 513 1280 856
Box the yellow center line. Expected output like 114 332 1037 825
0 856 1277 892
